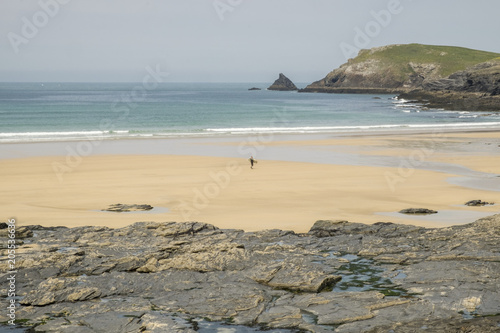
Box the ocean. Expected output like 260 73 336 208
1 82 500 144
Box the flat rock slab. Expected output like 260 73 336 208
465 199 494 206
102 203 153 212
399 208 438 214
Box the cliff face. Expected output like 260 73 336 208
422 59 500 94
399 59 500 111
301 44 500 94
268 73 298 91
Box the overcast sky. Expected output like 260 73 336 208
1 0 499 83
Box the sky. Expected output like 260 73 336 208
1 0 499 83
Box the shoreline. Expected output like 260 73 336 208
2 121 500 147
3 125 500 158
2 129 500 232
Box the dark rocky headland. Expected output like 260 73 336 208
399 59 500 111
299 44 500 111
1 215 500 332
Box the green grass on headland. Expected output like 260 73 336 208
354 43 500 77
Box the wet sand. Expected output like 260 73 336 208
1 130 500 232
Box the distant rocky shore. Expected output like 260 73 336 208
398 60 500 111
1 215 500 332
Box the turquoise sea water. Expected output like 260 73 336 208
1 82 500 143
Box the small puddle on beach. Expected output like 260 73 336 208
0 326 29 332
4 314 300 333
145 314 300 333
56 246 79 253
377 209 495 226
333 256 407 296
447 175 500 192
189 319 299 332
315 253 408 296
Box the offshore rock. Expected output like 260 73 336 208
1 216 500 332
268 73 298 91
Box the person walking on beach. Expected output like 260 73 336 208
249 156 255 169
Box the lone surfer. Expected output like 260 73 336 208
249 156 255 169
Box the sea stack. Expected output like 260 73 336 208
268 73 298 91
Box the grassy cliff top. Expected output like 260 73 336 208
303 43 500 92
353 44 500 77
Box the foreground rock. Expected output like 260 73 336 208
268 73 298 91
1 216 500 332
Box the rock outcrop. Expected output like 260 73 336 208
465 199 494 206
2 216 500 332
268 73 298 91
422 60 500 94
397 89 500 111
102 203 153 212
399 208 438 215
399 59 500 111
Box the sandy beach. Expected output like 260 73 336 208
2 130 500 233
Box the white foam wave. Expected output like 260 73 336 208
0 130 133 143
207 122 500 133
0 130 107 138
3 121 500 143
205 125 405 133
206 122 500 135
406 122 500 128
